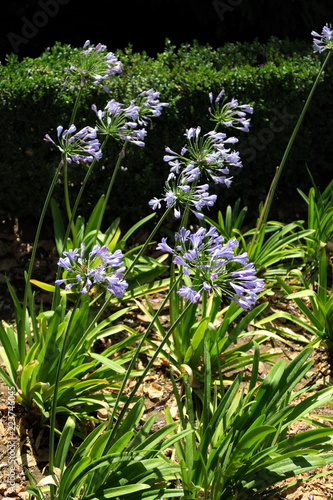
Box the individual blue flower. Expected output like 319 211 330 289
156 226 264 310
178 285 201 303
311 24 333 53
44 124 102 164
55 243 128 297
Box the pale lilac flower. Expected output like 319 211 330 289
178 285 201 303
55 243 128 297
311 24 333 53
156 226 264 308
44 125 102 164
149 197 162 210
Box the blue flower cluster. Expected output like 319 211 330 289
55 244 128 297
311 24 333 53
44 125 102 165
149 92 252 220
45 45 168 163
68 40 123 92
51 48 264 312
157 225 264 310
208 89 253 131
92 88 168 147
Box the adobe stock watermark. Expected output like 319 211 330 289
7 0 71 54
4 386 19 495
212 0 243 22
241 106 295 163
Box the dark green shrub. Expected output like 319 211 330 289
0 38 331 229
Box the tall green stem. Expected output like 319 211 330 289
249 50 331 256
124 204 174 278
107 284 192 441
62 87 84 246
48 298 81 499
51 137 110 309
68 87 84 127
168 181 198 358
19 160 63 363
92 141 128 248
62 159 78 246
63 205 175 365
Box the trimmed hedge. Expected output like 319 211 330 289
0 39 332 229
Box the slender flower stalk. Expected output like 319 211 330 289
91 140 129 249
44 124 103 242
51 135 110 306
106 275 192 439
19 159 64 362
249 27 332 256
21 60 103 362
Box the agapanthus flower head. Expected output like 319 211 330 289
67 40 123 91
149 125 243 219
92 88 168 147
135 89 169 126
55 243 128 297
44 124 102 164
149 183 217 220
156 226 264 310
311 24 333 53
208 89 253 131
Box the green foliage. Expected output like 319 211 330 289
167 346 333 499
0 284 140 423
2 35 333 500
205 203 314 281
255 180 333 349
26 400 187 500
133 287 277 384
297 176 333 279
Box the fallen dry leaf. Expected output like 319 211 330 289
144 382 164 401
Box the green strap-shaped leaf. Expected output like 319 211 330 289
184 317 210 364
89 352 126 374
242 453 333 496
54 416 76 471
83 483 151 499
226 425 276 477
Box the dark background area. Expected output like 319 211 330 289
0 0 332 61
